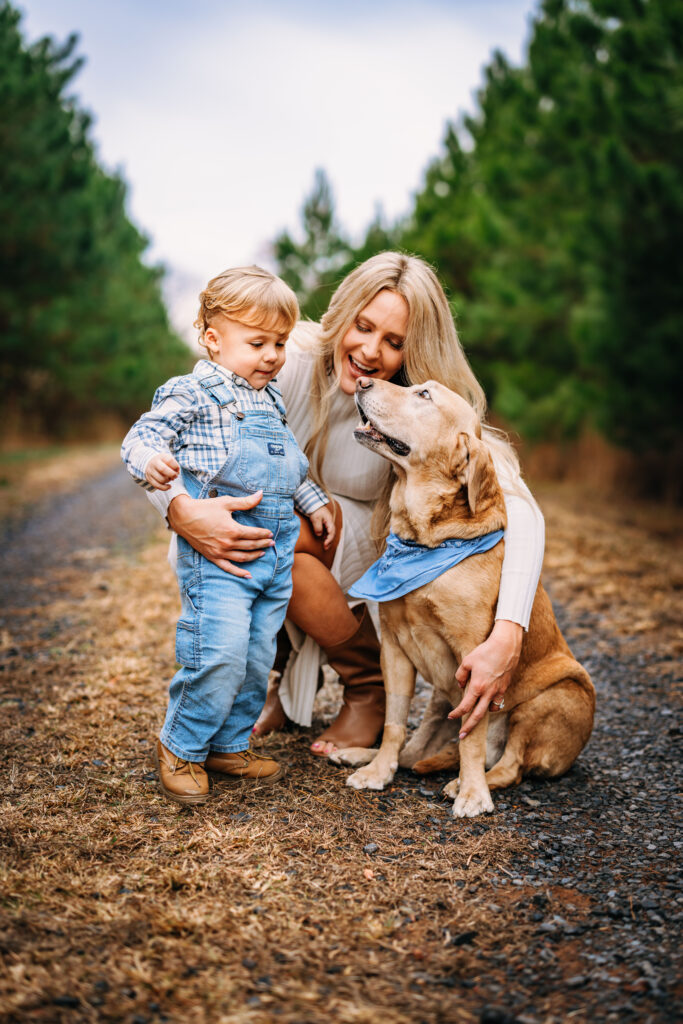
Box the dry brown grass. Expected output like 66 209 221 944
2 466 681 1022
536 481 683 668
1 534 530 1024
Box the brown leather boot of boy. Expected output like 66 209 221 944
155 740 210 805
310 604 385 757
205 749 284 783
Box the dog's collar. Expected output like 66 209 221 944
348 529 504 603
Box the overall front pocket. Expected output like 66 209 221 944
236 426 304 495
174 578 200 669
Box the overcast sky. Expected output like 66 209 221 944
19 0 538 340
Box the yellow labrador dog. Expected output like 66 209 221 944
333 377 595 818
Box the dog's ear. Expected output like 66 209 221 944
454 433 487 515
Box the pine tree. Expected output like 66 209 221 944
399 0 683 459
0 2 190 433
272 168 353 321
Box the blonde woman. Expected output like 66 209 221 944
149 253 544 758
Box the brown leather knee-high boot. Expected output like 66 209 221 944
252 627 292 737
311 604 385 755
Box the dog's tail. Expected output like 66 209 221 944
412 742 460 776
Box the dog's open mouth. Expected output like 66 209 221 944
354 404 411 457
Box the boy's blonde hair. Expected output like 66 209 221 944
195 266 299 352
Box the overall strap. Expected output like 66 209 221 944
264 382 288 423
198 373 244 419
198 370 287 423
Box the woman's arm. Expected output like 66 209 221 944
449 477 545 737
495 484 545 629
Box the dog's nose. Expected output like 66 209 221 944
356 377 374 390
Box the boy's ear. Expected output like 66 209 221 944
204 327 220 355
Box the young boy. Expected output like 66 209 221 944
121 266 334 805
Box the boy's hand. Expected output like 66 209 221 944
309 503 336 549
145 453 180 490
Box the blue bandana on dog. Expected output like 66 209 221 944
348 529 505 603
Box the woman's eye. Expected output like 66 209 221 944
387 338 404 351
356 322 371 333
418 389 431 399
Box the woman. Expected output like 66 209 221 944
149 253 544 757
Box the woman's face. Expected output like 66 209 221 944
335 289 409 395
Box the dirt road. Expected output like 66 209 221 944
0 461 159 615
0 457 681 1023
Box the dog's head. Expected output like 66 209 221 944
354 377 492 516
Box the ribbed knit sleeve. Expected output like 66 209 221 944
494 462 545 630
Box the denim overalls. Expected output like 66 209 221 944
160 372 308 761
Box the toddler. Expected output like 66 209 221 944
121 266 334 804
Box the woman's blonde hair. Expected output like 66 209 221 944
300 251 523 541
195 265 299 352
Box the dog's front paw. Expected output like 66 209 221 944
451 785 494 818
329 746 375 767
346 759 397 791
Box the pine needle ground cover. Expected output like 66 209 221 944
0 533 528 1024
0 452 680 1023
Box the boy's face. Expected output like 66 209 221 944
204 317 287 388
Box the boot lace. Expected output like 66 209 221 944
171 756 202 785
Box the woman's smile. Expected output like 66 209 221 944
349 354 378 375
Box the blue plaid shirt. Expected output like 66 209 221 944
121 360 328 515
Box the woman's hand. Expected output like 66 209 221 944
448 619 523 739
167 491 274 579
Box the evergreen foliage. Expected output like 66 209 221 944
272 169 353 322
273 169 399 322
0 3 190 433
272 0 682 467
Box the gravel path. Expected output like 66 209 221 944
443 605 682 1022
0 464 160 616
319 593 682 1022
2 466 681 1022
